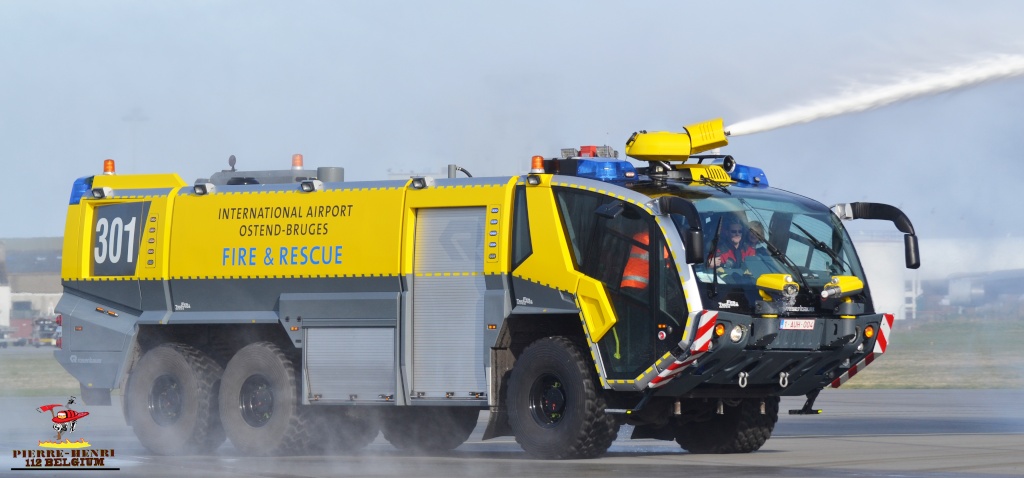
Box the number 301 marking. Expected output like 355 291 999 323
94 216 136 264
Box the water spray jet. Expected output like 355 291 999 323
725 54 1024 136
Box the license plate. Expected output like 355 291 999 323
781 319 815 330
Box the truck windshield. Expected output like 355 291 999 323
668 186 867 316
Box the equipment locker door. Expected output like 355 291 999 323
410 207 487 400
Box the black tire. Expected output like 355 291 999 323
314 407 380 452
506 336 618 459
125 343 225 455
674 397 779 454
381 406 479 453
219 342 308 456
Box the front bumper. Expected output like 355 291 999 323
649 310 892 397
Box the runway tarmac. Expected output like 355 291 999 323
2 389 1022 477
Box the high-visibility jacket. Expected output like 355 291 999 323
620 231 667 289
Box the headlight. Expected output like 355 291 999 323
729 325 745 343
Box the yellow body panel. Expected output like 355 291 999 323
575 276 617 342
60 204 84 279
169 187 407 279
511 176 584 293
401 179 517 276
65 174 521 281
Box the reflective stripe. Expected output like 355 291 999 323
621 275 649 287
629 251 649 261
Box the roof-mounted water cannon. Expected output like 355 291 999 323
626 118 771 187
625 119 734 186
624 118 729 162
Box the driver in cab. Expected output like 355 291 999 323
709 219 755 269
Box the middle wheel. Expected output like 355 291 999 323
219 341 308 455
381 406 479 453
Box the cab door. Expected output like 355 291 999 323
554 189 688 380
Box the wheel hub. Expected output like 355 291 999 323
148 374 183 426
239 374 274 428
529 374 567 427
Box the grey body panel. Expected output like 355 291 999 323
304 327 397 404
509 276 579 314
54 292 137 391
292 291 402 404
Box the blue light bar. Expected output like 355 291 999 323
575 159 637 182
68 176 94 205
730 164 768 187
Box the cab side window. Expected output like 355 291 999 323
510 185 533 270
553 188 604 270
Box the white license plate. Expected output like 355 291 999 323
781 319 816 330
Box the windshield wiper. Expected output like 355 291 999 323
791 223 849 274
750 228 812 299
699 177 731 195
707 217 723 298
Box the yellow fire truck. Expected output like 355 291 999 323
56 119 919 458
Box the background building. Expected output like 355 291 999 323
0 238 62 337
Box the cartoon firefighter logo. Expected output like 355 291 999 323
36 396 91 447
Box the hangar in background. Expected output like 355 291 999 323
0 238 62 329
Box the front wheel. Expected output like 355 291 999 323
219 342 308 455
125 343 225 455
674 397 779 453
506 336 618 459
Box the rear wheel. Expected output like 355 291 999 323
506 336 618 459
674 397 779 453
219 342 308 455
125 343 225 455
381 406 479 453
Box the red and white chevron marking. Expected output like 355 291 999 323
648 311 718 389
691 310 718 353
830 313 894 388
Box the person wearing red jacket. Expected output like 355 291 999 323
709 221 755 269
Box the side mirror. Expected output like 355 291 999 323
904 234 920 269
832 202 922 270
654 196 705 264
684 229 704 265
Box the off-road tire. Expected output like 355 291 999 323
125 343 225 455
674 396 779 453
507 336 618 459
314 407 380 452
219 342 309 455
381 406 479 453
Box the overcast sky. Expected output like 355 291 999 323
2 1 1023 250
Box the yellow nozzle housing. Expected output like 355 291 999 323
625 118 729 162
756 273 799 301
821 275 864 300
